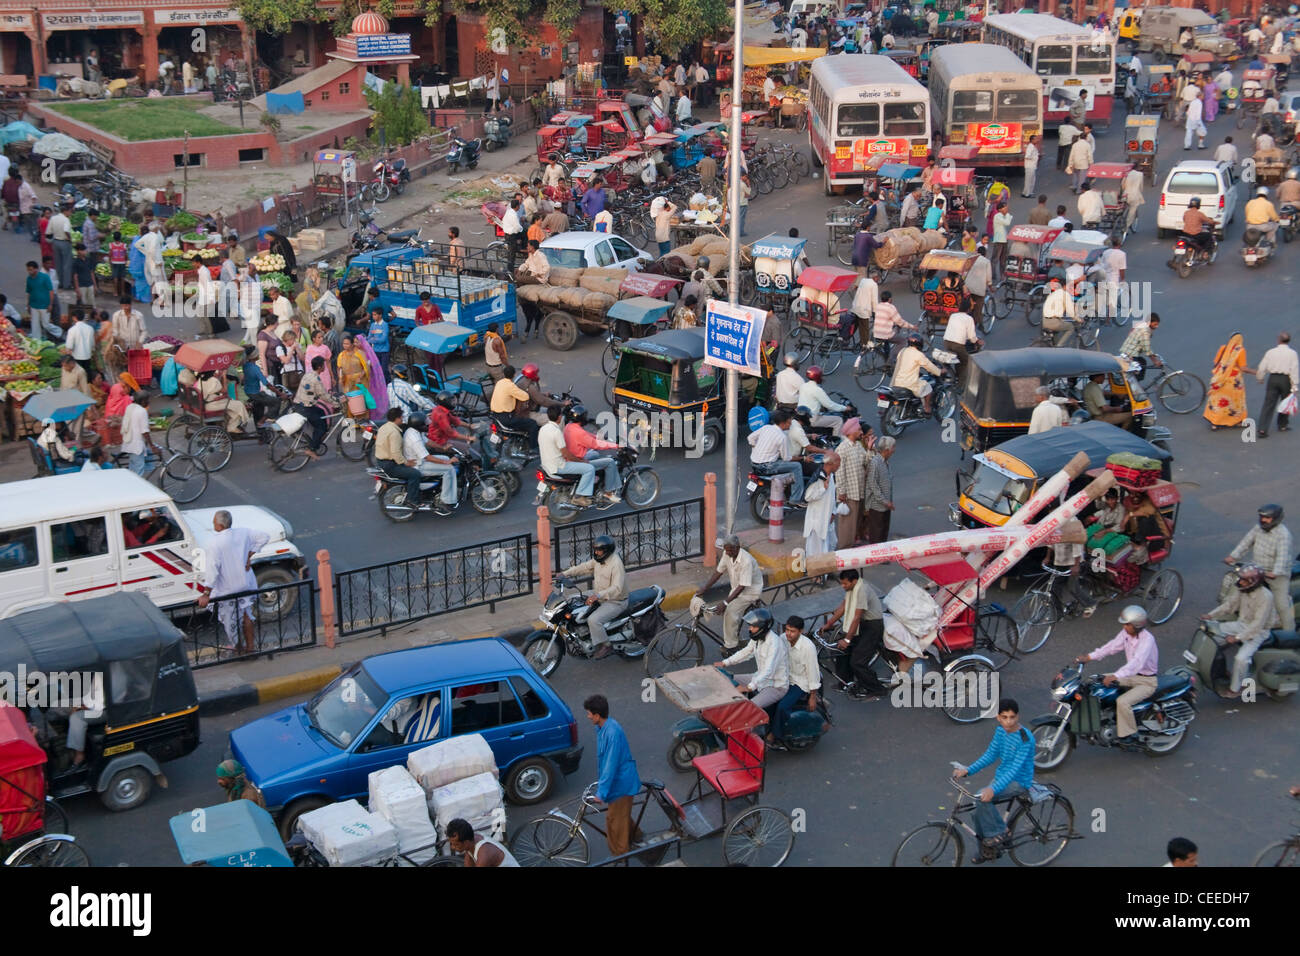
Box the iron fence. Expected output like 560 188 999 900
335 533 535 637
552 498 705 575
166 578 317 670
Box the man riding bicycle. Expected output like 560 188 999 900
952 697 1037 863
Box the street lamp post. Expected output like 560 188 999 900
724 0 745 534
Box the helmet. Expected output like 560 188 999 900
1188 197 1202 208
520 363 540 382
1287 167 1300 181
1118 605 1149 626
592 534 616 561
907 333 924 349
407 412 428 433
435 391 454 409
806 365 823 383
390 363 409 379
1257 186 1271 199
783 353 799 368
698 255 711 270
743 607 774 633
1259 503 1284 526
568 403 590 424
794 405 812 421
1235 565 1265 591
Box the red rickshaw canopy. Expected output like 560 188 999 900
797 265 859 293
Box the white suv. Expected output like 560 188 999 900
1157 159 1239 238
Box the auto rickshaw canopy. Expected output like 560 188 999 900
962 347 1131 423
981 420 1172 483
169 801 294 867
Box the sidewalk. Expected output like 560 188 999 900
197 524 805 716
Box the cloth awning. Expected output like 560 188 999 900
742 46 827 67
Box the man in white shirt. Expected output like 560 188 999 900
267 286 294 334
797 367 849 434
1214 136 1239 169
748 409 806 503
716 608 790 712
120 391 159 475
964 247 993 327
675 91 692 124
1183 88 1206 150
498 198 524 267
1122 166 1146 232
1056 121 1080 171
65 311 95 377
771 614 822 744
195 509 271 653
1215 66 1233 93
403 415 457 505
774 355 805 408
942 310 982 380
1041 277 1077 347
1028 386 1070 434
849 273 879 348
1099 235 1127 320
1077 181 1105 228
1022 135 1041 198
1067 133 1094 193
696 536 765 649
1255 331 1300 436
899 185 923 228
871 289 915 358
45 203 73 289
539 405 617 505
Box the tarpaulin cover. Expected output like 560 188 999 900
0 702 46 842
169 801 293 867
265 91 305 115
741 46 828 67
0 121 43 146
31 132 89 160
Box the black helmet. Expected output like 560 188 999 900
697 254 711 270
1188 196 1202 208
568 404 590 425
407 412 428 432
743 606 774 634
907 333 924 349
1259 503 1284 525
391 363 409 380
794 405 812 422
593 534 616 561
435 391 454 409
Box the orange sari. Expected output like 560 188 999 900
1203 333 1248 427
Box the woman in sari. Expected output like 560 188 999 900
105 374 137 418
1203 77 1220 123
1203 332 1251 429
353 332 389 423
336 334 371 418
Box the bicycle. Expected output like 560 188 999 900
851 339 897 392
1128 353 1207 415
1252 790 1300 866
641 600 767 676
269 409 371 472
275 191 308 235
112 449 209 503
0 783 90 867
1009 563 1097 653
891 775 1077 867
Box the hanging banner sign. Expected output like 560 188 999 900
43 12 145 30
153 9 244 25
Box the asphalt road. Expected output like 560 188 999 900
7 107 1300 867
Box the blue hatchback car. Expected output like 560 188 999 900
230 638 583 838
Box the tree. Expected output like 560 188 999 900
233 0 325 34
447 0 582 48
364 82 430 147
620 0 731 59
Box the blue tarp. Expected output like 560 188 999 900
265 91 305 115
749 234 807 260
169 803 292 867
0 121 43 147
404 322 476 355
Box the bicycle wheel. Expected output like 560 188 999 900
1010 590 1058 653
1156 370 1206 415
792 151 811 175
942 658 997 723
4 835 91 867
1142 568 1183 625
1025 286 1046 326
275 206 292 235
785 326 815 365
768 163 790 189
166 412 202 452
293 200 308 233
601 340 622 377
1078 321 1100 349
853 348 890 392
336 420 368 461
1008 793 1074 867
42 798 69 837
754 167 774 195
509 817 589 867
644 623 705 676
337 200 355 230
1253 839 1300 867
994 288 1016 321
723 807 794 867
188 425 233 471
270 433 311 472
785 153 804 183
814 335 843 375
160 454 209 503
833 229 854 266
976 609 1019 670
891 823 963 867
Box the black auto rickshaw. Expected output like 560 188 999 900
957 348 1154 455
610 328 773 456
0 592 200 812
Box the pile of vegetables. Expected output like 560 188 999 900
259 272 295 296
250 252 286 273
181 232 209 245
195 248 220 261
95 262 113 277
166 210 199 232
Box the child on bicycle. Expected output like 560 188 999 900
952 698 1036 863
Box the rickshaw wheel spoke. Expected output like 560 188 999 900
1143 568 1183 625
42 799 69 837
942 659 996 723
1157 371 1205 415
7 835 91 868
510 818 589 867
644 625 704 676
723 807 794 867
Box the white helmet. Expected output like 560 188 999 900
1118 605 1149 626
1256 186 1271 199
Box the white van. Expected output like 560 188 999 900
0 470 304 619
1157 159 1240 238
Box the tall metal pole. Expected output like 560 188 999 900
724 0 744 534
182 130 189 210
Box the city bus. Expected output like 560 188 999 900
807 54 931 195
927 43 1044 167
981 13 1116 128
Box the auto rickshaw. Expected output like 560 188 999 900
952 420 1172 534
881 49 921 79
956 347 1155 455
1125 114 1160 186
0 592 200 813
1083 162 1134 242
995 224 1062 320
610 328 774 456
752 233 810 317
917 248 994 337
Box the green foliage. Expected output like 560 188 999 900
364 82 430 147
446 0 580 48
620 0 731 58
233 0 325 34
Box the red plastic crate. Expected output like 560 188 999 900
127 348 153 385
1105 462 1158 487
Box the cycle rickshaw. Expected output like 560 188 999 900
917 249 995 338
752 232 810 317
785 265 859 373
995 225 1063 320
1125 114 1160 186
1025 230 1110 335
1 704 91 867
934 166 982 234
509 665 795 866
1083 162 1135 242
1144 64 1176 120
167 338 269 472
1237 66 1278 130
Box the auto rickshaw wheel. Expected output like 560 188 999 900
542 312 579 351
100 767 152 812
700 423 722 455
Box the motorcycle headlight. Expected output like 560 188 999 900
539 604 559 622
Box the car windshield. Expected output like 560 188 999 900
965 466 1031 517
306 666 386 749
542 247 586 268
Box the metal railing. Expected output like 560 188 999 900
552 498 705 575
335 533 535 637
166 578 318 670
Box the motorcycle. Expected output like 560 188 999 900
1182 620 1300 701
667 668 832 771
746 455 828 523
369 154 410 203
523 575 668 676
350 208 421 253
535 446 662 524
1240 225 1278 268
446 136 482 174
369 448 511 522
1029 662 1198 770
1280 204 1298 244
1168 230 1217 279
482 114 513 152
876 352 961 437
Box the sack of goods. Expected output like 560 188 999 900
296 799 399 867
881 578 941 659
368 765 440 865
408 732 499 793
429 771 506 843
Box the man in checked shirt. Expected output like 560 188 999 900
1221 504 1295 631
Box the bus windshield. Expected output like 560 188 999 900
996 89 1041 122
883 101 927 136
836 102 880 137
952 90 994 124
1035 44 1074 76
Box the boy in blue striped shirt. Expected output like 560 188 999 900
954 698 1036 863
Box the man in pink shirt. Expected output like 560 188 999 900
1074 605 1159 744
563 405 619 462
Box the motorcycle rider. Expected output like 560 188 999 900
402 412 458 508
429 391 481 461
770 614 822 748
1222 504 1295 630
682 255 725 307
774 353 805 413
1074 605 1159 748
560 535 628 660
952 698 1036 863
514 363 566 420
797 365 850 435
374 407 422 505
714 607 791 715
1244 185 1281 244
539 404 619 506
891 333 943 416
1201 565 1280 698
748 408 808 504
488 364 540 445
563 406 621 499
1180 196 1216 259
1277 168 1300 208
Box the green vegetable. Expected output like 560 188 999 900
181 232 208 243
166 211 198 231
120 222 140 238
70 210 87 228
259 271 295 295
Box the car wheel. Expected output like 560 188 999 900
504 757 556 805
99 767 153 812
253 565 299 622
278 796 332 842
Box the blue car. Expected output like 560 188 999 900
230 638 583 838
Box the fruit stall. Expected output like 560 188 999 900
0 319 62 441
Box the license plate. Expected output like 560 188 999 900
1182 649 1198 664
373 480 382 494
490 433 502 445
1245 254 1257 262
877 399 890 410
536 480 547 493
746 481 757 492
1173 248 1186 256
1280 682 1300 694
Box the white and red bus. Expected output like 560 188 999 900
981 13 1115 129
807 54 931 195
927 43 1043 167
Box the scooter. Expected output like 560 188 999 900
1182 620 1300 701
1240 225 1278 268
1280 204 1298 243
876 355 961 437
1029 662 1198 770
349 209 420 253
1168 230 1217 278
667 667 832 771
522 575 668 677
446 136 482 174
746 455 826 523
482 114 512 152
